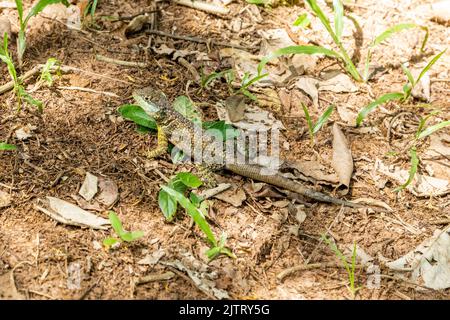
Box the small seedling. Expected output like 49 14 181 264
103 211 144 249
394 147 418 192
199 68 234 91
293 13 310 28
159 172 235 260
322 235 361 298
258 0 428 83
0 142 16 151
14 0 70 67
0 33 43 112
39 58 61 86
302 103 333 146
356 49 446 126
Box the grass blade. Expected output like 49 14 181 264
258 45 341 75
301 103 314 137
394 147 418 192
305 0 338 44
372 23 429 53
161 186 217 246
313 105 334 134
417 120 450 140
293 13 310 28
416 49 446 85
333 0 344 41
401 64 415 86
0 143 16 151
356 92 403 126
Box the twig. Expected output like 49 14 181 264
277 262 364 281
135 271 176 285
145 29 252 51
110 10 159 22
96 54 148 68
56 86 119 98
171 0 230 15
29 290 58 300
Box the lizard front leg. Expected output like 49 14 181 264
146 124 168 159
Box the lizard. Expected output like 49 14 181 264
132 86 363 208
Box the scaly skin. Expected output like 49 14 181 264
133 87 362 208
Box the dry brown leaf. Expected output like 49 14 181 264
0 271 25 300
0 189 11 208
331 123 353 194
79 172 98 201
319 71 358 93
213 184 247 207
97 177 119 207
283 160 339 185
293 77 319 108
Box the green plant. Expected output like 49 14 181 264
322 235 361 298
0 33 43 112
83 0 98 20
356 50 446 126
14 0 70 66
103 211 144 248
394 147 418 192
199 68 233 90
39 57 61 86
159 172 235 260
293 13 310 28
302 104 333 145
394 112 450 191
258 0 429 83
0 142 16 151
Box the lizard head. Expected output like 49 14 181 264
132 87 169 118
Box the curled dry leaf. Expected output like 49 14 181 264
223 94 246 122
138 248 165 266
79 172 98 201
411 69 431 102
160 250 229 299
125 15 151 36
36 196 110 230
375 159 449 197
319 71 358 93
216 103 285 132
331 123 353 194
0 189 11 208
213 184 247 207
97 177 119 207
387 226 450 290
293 77 319 108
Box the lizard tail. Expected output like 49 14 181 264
225 163 362 208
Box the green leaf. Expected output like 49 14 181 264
258 45 341 75
108 211 124 236
333 0 344 41
103 237 120 247
118 104 156 129
415 49 446 85
401 64 415 86
203 120 240 141
417 120 450 140
0 143 16 151
135 125 152 134
25 0 70 26
120 230 144 242
293 13 310 28
371 23 428 52
356 92 403 126
40 57 60 86
313 105 334 134
19 87 43 112
176 172 203 188
158 189 178 221
189 192 203 207
245 0 269 4
161 186 217 246
15 0 24 23
90 0 98 18
173 96 202 125
394 147 418 192
305 0 338 44
170 178 188 194
200 69 233 89
302 103 314 137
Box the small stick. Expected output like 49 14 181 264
56 86 120 98
135 271 176 285
277 262 364 282
145 29 252 51
96 54 148 68
172 0 230 15
110 9 159 22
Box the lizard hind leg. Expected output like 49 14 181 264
196 164 217 188
146 124 168 159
